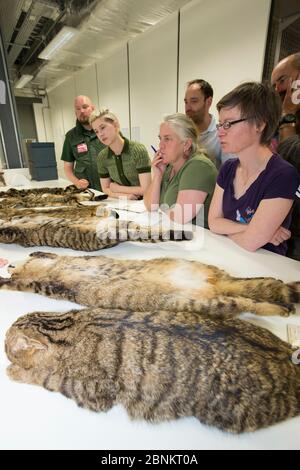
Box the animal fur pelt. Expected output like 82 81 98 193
1 251 299 318
5 306 300 433
0 204 192 251
0 185 107 208
0 185 191 250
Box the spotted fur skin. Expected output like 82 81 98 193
5 307 300 433
1 252 299 318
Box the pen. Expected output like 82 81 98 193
151 145 157 153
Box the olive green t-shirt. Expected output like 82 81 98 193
159 153 217 227
97 138 151 186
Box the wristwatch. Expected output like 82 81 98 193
279 114 296 125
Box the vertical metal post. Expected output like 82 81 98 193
0 28 24 168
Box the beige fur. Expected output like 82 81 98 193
1 252 299 318
5 307 300 433
0 189 191 250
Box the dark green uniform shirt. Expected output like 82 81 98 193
159 152 217 228
97 138 151 186
61 120 105 191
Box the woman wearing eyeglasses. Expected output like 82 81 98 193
208 82 300 255
144 113 217 227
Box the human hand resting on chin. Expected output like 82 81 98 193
152 151 167 179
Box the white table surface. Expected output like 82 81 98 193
0 182 299 450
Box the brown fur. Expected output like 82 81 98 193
0 201 191 250
0 185 96 206
5 307 300 433
0 172 5 187
1 252 299 318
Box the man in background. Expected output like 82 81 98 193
272 53 300 261
271 52 300 143
61 95 104 191
184 79 233 169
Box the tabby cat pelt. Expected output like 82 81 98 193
0 185 105 208
0 205 191 251
5 307 300 433
0 185 82 198
0 172 5 187
2 252 299 318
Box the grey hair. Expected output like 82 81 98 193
89 109 120 127
162 113 200 155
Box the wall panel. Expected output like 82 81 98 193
129 12 178 154
96 46 129 133
178 0 272 115
44 0 272 171
48 77 76 175
74 64 99 106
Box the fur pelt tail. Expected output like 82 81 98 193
287 282 300 303
0 276 11 288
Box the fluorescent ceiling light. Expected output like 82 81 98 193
38 26 77 60
15 74 34 89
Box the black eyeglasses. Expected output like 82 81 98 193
216 117 253 131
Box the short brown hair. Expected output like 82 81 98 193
187 79 213 99
217 82 282 145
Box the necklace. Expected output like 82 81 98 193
234 164 265 199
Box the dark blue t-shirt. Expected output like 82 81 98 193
217 154 300 255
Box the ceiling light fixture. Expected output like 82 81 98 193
38 26 77 61
15 74 34 89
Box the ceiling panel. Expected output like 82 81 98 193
0 0 193 93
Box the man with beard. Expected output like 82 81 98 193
272 54 300 261
271 53 300 144
184 79 233 169
61 95 105 190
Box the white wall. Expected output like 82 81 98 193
129 12 178 154
48 77 76 176
178 0 271 116
74 63 99 107
96 46 130 134
37 0 271 174
33 99 54 143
